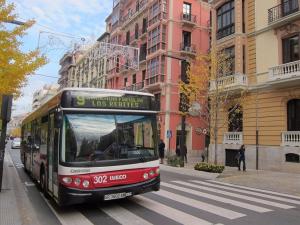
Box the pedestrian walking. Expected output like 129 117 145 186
158 139 165 164
182 144 187 163
238 144 246 171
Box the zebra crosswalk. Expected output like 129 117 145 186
43 179 300 225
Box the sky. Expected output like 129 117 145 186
9 0 113 116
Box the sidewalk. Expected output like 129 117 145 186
0 149 39 225
161 155 300 197
218 167 300 197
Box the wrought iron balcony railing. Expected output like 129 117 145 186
180 13 197 24
268 0 299 24
180 43 196 54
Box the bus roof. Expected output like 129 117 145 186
22 88 154 125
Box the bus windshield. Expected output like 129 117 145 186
61 113 158 163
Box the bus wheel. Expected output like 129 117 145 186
40 169 49 198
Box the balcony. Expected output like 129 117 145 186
223 132 243 145
268 0 300 27
180 13 197 27
282 131 300 147
209 73 248 93
123 82 144 92
144 74 165 91
268 60 300 85
180 43 196 56
121 0 148 28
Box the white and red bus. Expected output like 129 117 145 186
21 88 160 205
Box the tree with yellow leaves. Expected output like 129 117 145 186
0 0 47 97
179 48 247 164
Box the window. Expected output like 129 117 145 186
142 70 146 87
147 57 160 77
62 114 158 163
282 34 299 63
285 153 300 163
142 18 147 33
126 31 130 45
135 23 139 39
148 26 161 54
282 0 299 17
140 43 147 61
223 46 235 75
124 77 128 87
287 99 300 131
182 31 191 50
183 2 192 21
228 105 243 132
217 0 235 39
132 74 136 84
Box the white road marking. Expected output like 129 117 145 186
132 196 213 225
100 205 153 225
172 181 294 209
191 180 300 205
40 193 93 225
155 188 245 219
163 182 270 213
209 180 300 200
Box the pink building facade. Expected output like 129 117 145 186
106 0 210 156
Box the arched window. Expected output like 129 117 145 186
285 153 300 163
228 105 243 132
287 99 300 131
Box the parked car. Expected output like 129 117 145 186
11 137 21 149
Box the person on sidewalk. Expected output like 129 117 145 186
158 139 165 164
182 144 187 163
238 144 246 171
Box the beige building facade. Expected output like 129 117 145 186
209 0 300 172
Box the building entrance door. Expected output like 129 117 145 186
225 149 239 167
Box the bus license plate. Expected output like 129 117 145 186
104 192 132 201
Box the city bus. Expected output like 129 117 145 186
21 88 160 206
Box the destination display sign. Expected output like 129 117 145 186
61 91 155 111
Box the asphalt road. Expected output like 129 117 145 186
8 147 300 225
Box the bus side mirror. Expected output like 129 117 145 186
54 112 63 128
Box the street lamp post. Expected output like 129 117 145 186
0 95 13 192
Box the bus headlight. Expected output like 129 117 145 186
74 178 81 186
143 173 149 179
62 177 72 184
82 180 90 188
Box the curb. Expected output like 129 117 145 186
160 164 220 180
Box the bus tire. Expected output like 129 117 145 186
40 167 49 198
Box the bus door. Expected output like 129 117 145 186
47 113 60 197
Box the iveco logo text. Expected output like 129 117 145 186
110 174 127 181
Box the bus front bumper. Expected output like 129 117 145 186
58 176 160 206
